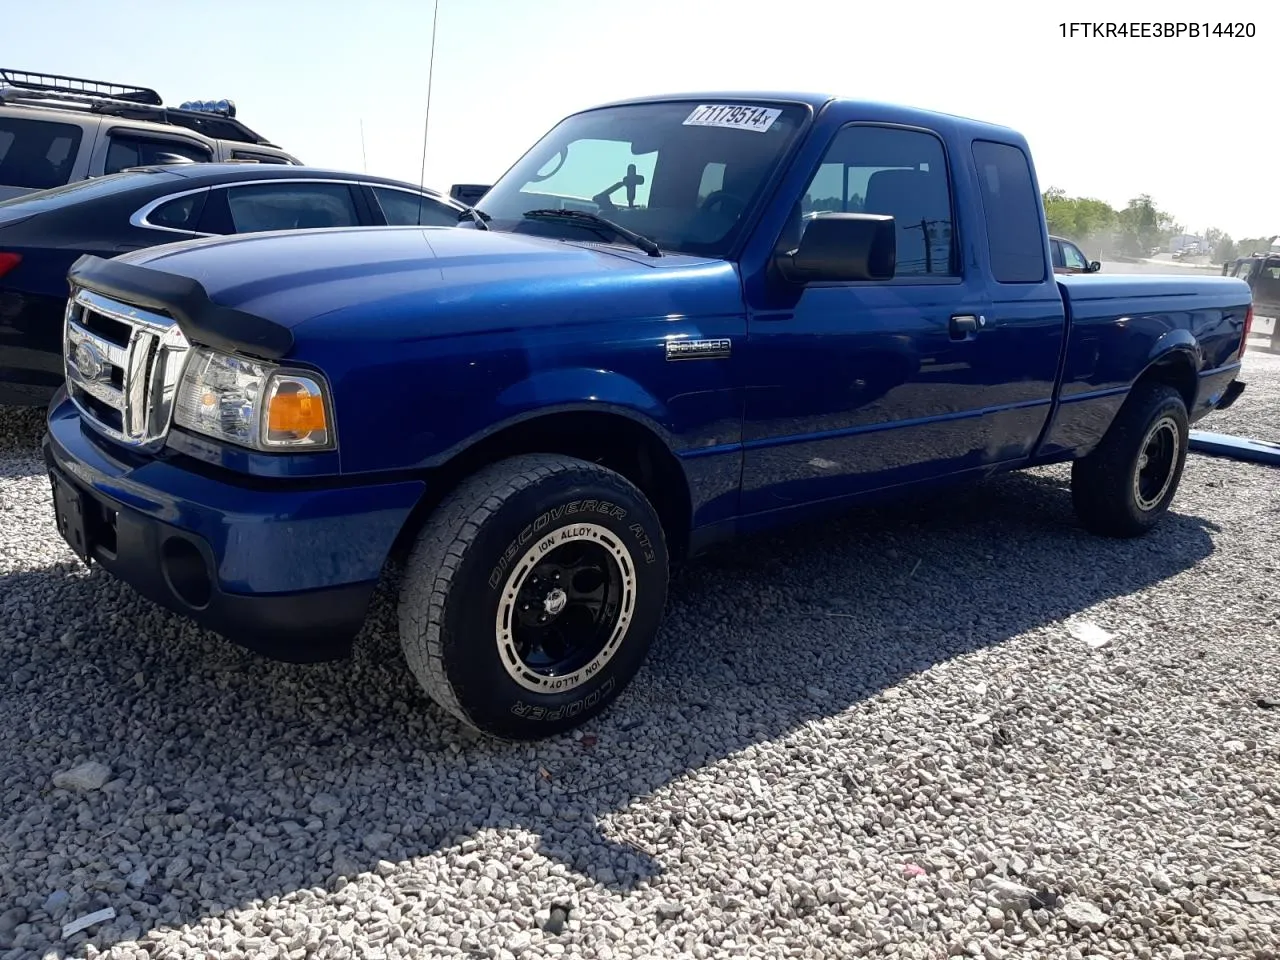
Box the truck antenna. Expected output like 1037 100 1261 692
417 0 441 222
359 118 368 173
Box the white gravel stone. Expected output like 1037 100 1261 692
0 351 1278 959
1062 900 1108 930
51 760 112 792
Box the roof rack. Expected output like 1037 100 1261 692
0 67 162 105
0 67 281 148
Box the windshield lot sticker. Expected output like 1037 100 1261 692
683 104 781 133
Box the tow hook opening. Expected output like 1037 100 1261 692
161 536 213 610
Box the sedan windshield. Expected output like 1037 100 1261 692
475 100 810 258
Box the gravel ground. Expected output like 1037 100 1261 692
1 354 1278 960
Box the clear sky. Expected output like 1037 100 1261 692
8 0 1275 240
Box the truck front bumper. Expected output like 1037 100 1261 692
42 393 426 662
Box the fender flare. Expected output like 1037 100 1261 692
1142 329 1202 372
422 366 681 468
1134 332 1201 410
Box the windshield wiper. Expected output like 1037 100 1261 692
458 207 490 230
521 209 661 257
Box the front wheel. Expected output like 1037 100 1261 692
1070 382 1190 538
397 454 669 739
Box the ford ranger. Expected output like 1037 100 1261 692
42 92 1253 740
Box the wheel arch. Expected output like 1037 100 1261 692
392 404 694 563
1135 343 1199 413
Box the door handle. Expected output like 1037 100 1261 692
949 314 986 339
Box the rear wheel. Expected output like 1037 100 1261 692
397 454 669 739
1071 382 1189 538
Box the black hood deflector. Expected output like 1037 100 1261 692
67 254 294 361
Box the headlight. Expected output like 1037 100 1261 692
173 347 335 452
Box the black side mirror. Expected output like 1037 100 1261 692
1087 260 1102 273
779 213 896 283
450 183 492 206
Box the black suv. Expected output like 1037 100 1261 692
1223 251 1280 351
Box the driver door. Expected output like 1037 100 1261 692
742 123 993 515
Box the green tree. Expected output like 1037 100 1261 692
1041 188 1117 241
1236 236 1278 256
1115 194 1176 257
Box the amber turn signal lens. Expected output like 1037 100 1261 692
268 390 326 434
263 375 330 447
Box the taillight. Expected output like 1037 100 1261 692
0 252 21 279
1240 304 1253 359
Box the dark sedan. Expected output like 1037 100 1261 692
1049 234 1101 275
0 163 466 405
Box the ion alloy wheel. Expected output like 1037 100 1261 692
1133 416 1180 512
496 523 636 694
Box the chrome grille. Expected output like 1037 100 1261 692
64 289 191 450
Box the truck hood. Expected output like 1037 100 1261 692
112 225 733 343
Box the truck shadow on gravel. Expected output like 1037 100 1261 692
0 467 1219 955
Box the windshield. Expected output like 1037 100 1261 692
476 100 809 258
0 168 182 213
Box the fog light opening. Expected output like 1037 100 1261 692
161 537 212 610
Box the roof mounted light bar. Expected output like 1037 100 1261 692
179 99 237 118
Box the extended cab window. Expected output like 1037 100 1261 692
371 186 460 227
105 134 212 174
697 162 726 201
972 140 1046 283
797 124 956 277
0 117 83 189
473 100 807 258
219 182 361 233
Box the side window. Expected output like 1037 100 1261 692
105 134 212 174
145 192 207 232
371 186 460 227
796 125 957 277
0 118 83 189
972 140 1046 283
1062 241 1088 270
696 162 726 202
1049 238 1064 267
222 182 361 233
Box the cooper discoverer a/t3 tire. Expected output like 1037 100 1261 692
397 454 669 739
1070 381 1190 538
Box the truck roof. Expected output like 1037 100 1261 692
586 90 1026 141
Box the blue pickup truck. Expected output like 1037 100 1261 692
43 92 1253 740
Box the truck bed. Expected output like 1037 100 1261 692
1033 273 1251 461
